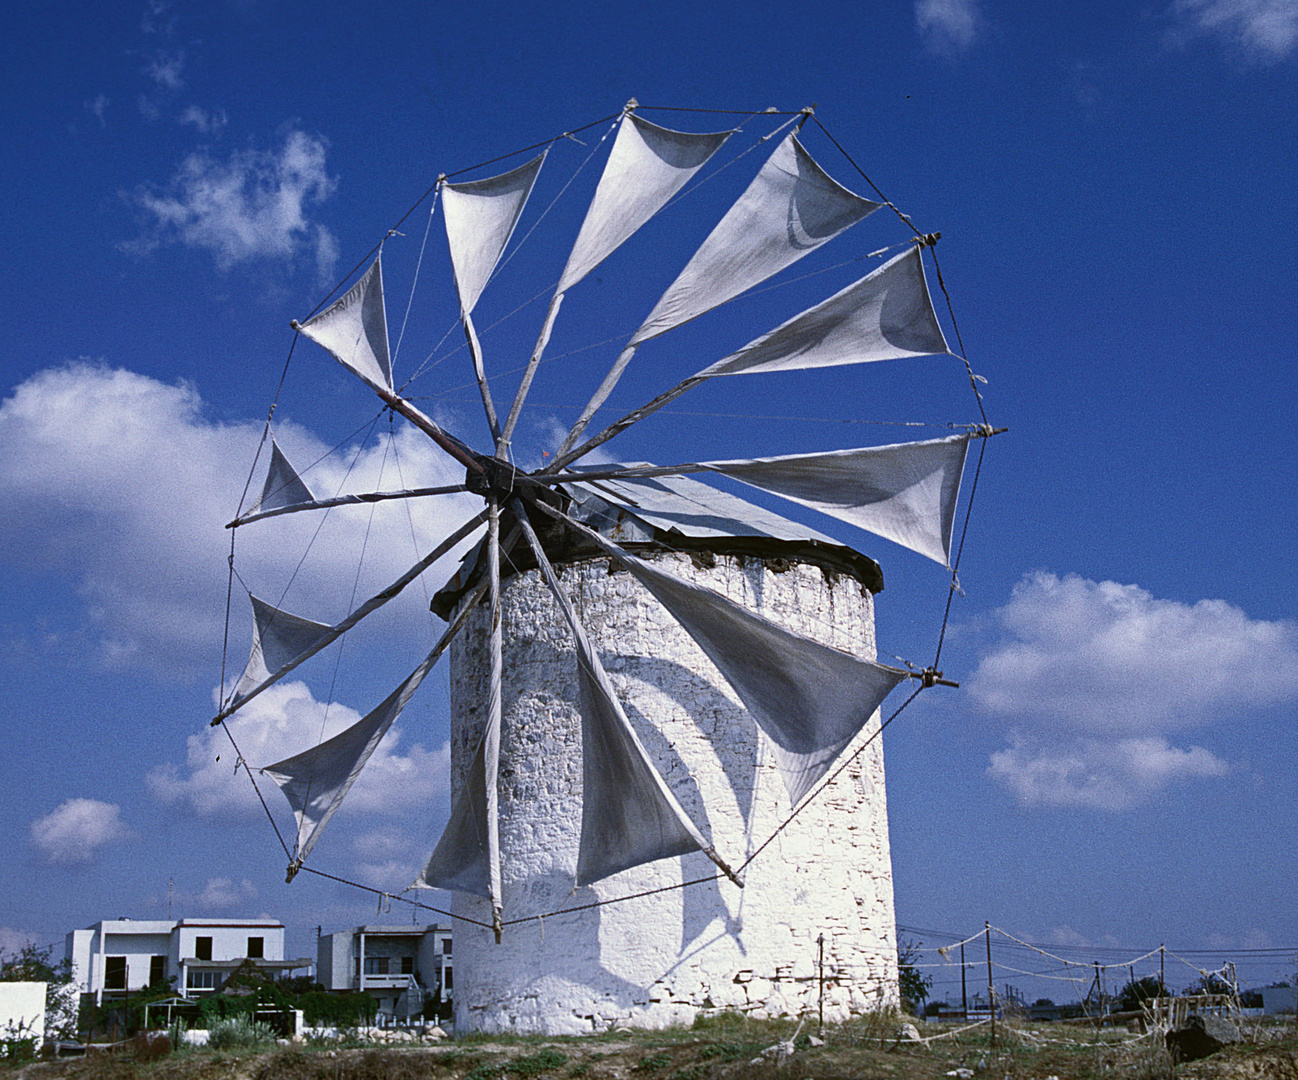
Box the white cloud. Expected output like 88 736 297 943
129 129 340 280
989 734 1229 810
349 828 426 889
178 106 228 135
916 0 982 52
969 572 1298 809
145 49 185 90
1172 0 1298 60
147 679 450 819
85 95 110 127
191 877 258 912
0 363 481 677
30 799 131 865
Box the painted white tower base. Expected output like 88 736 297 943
447 551 898 1034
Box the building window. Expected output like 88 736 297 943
443 968 453 991
104 956 127 990
400 956 413 975
186 970 219 991
149 955 167 986
194 937 212 961
247 936 264 959
442 938 452 956
363 957 390 975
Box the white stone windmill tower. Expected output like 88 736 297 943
214 102 994 1034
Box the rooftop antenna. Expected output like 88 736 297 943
166 877 174 920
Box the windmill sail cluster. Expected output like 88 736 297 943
219 104 987 929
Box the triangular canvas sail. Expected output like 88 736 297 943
256 440 314 514
296 257 392 390
630 132 881 345
233 595 332 703
261 680 407 863
562 520 907 805
697 246 950 377
557 113 732 294
703 434 971 566
443 153 546 315
574 629 711 886
414 725 498 897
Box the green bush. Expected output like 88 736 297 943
207 1015 276 1051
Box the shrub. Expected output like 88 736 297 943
207 1015 276 1051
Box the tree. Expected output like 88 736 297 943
0 943 79 1041
1116 976 1166 1012
1183 972 1232 997
897 939 933 1014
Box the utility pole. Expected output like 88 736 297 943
960 942 968 1019
985 923 995 1045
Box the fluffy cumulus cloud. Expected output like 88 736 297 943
147 679 449 820
1172 0 1298 60
130 129 340 280
30 798 131 865
0 363 481 678
969 572 1298 809
916 0 982 52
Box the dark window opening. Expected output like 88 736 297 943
442 939 452 955
194 937 213 961
443 968 453 990
149 955 167 986
247 936 264 959
104 956 126 990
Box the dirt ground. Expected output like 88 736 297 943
10 1016 1298 1080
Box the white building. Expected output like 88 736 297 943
434 477 899 1033
317 925 452 1022
65 918 310 1003
0 983 45 1047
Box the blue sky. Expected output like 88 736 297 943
3 0 1297 1001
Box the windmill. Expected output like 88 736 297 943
214 102 997 1033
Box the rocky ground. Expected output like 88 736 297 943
9 1015 1298 1080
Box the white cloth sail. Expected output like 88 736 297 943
697 246 950 378
443 153 546 315
574 627 712 886
549 512 907 806
296 257 392 390
414 720 499 897
233 595 332 704
703 434 971 567
261 678 409 864
557 113 732 294
630 132 881 345
255 440 314 514
617 553 905 805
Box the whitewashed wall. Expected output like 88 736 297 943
0 983 45 1047
448 552 898 1034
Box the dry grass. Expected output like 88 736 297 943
8 1015 1298 1080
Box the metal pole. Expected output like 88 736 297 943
985 923 994 1044
817 933 825 1034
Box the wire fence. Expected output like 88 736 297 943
896 922 1298 1020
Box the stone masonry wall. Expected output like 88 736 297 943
447 551 898 1034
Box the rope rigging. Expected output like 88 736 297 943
214 102 1002 937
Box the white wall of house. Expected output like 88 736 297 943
317 925 452 1019
0 983 45 1046
66 918 287 1000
